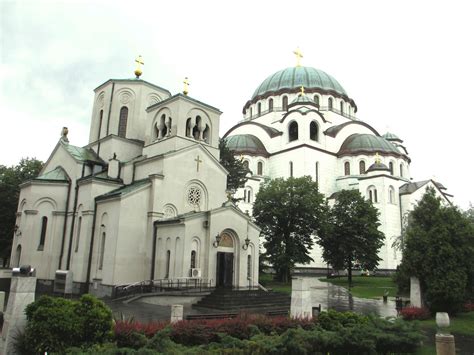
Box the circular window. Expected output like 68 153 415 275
187 186 202 206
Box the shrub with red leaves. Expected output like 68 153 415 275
399 307 431 321
114 320 168 348
463 301 474 312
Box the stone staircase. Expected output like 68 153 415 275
193 288 290 313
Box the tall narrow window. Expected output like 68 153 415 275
268 98 273 112
257 162 263 175
257 102 261 116
249 107 252 118
75 216 82 252
289 161 294 177
400 164 404 177
247 190 251 203
243 160 249 171
344 162 350 176
374 189 378 203
39 216 48 249
15 245 22 268
328 97 333 110
389 186 395 204
118 106 128 138
340 101 344 115
165 250 171 278
99 232 106 270
193 116 201 140
368 186 378 203
190 250 196 269
313 95 320 107
309 121 318 141
247 255 252 278
289 121 298 142
359 161 366 174
282 96 288 111
315 162 319 183
97 110 103 140
186 118 192 137
389 162 394 175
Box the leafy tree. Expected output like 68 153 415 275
396 188 474 314
253 176 327 282
0 158 43 266
218 138 248 192
317 189 384 287
219 138 248 195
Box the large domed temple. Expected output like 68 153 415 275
224 58 451 271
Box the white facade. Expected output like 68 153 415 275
225 65 452 270
10 77 260 296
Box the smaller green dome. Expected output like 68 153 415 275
339 134 401 156
382 132 403 143
226 134 269 157
366 162 390 173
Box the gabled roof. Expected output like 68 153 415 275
399 180 430 195
146 93 222 114
95 178 150 202
62 141 105 165
94 78 171 96
35 166 70 182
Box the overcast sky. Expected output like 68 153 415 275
1 0 473 209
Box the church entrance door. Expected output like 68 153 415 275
216 252 234 288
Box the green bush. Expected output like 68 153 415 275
17 294 112 354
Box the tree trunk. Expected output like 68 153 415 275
347 259 353 288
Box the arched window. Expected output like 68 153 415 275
344 162 350 176
165 250 171 278
315 162 319 183
186 118 192 137
400 164 404 177
282 96 288 111
190 250 197 269
247 254 252 278
193 116 201 140
368 186 378 203
247 190 252 203
289 121 298 142
249 107 252 118
389 186 395 204
75 216 82 252
203 124 210 143
14 245 22 268
99 232 106 270
328 97 333 110
257 102 261 116
243 160 249 171
289 161 294 177
39 216 48 249
97 110 103 140
257 161 263 175
389 162 394 175
359 161 366 174
118 106 128 138
313 95 320 107
268 98 273 112
309 121 318 141
340 101 344 115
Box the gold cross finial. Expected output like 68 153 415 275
183 77 190 95
375 152 381 164
300 86 305 96
293 47 303 67
134 55 144 78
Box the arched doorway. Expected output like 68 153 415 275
14 244 22 267
216 232 235 288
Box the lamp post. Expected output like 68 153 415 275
213 233 222 248
242 237 250 250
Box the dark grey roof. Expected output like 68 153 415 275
399 180 430 195
96 179 150 201
338 134 403 157
226 134 269 157
366 162 390 173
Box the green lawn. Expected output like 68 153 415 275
319 276 399 299
259 273 291 294
417 311 474 336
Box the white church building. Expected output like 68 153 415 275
224 57 452 271
9 61 260 297
9 55 452 296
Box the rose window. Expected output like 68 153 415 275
187 186 202 206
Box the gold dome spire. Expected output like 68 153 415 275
134 55 144 78
293 47 303 67
183 77 190 95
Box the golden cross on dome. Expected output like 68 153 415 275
300 86 305 96
375 152 381 164
293 47 303 67
183 77 190 95
134 55 144 78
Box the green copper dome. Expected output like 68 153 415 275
338 134 401 156
252 66 347 99
225 134 269 157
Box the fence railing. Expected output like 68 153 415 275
112 278 214 299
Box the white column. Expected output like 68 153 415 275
290 277 312 319
410 276 422 307
170 304 183 323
